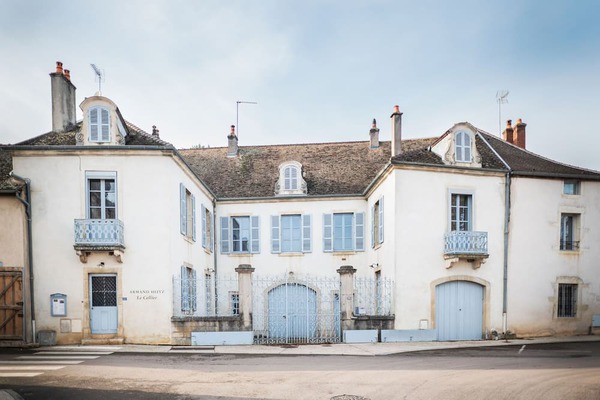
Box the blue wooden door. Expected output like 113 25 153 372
268 283 317 343
436 281 483 340
90 275 118 334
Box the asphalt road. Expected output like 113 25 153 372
1 341 599 400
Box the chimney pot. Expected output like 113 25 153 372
502 119 514 144
369 118 380 149
390 105 403 157
506 119 512 128
55 61 63 74
64 69 71 81
514 118 527 149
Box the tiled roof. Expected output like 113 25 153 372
479 131 600 178
180 140 419 198
0 147 15 191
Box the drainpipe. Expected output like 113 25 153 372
212 199 218 313
502 171 512 340
9 171 35 344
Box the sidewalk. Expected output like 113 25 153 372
38 335 600 356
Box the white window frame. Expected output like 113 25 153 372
89 106 111 143
323 212 365 252
449 190 473 232
455 130 472 163
371 196 384 247
276 161 307 196
201 204 213 252
560 213 580 251
563 180 581 195
85 171 117 220
220 215 260 254
271 214 311 253
179 183 196 241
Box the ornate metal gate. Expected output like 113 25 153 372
0 268 24 340
253 274 340 344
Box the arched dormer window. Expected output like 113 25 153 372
276 161 307 196
455 131 471 162
89 106 111 142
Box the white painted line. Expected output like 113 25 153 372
0 372 44 377
17 356 99 360
518 345 526 354
38 346 121 351
0 361 84 365
0 366 65 370
34 351 113 355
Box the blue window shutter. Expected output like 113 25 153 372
271 215 280 253
191 269 197 311
89 108 99 141
355 212 365 251
371 205 375 248
180 265 189 312
209 210 214 252
251 215 260 253
323 214 333 252
378 197 384 244
220 216 230 254
201 204 207 248
180 183 186 235
302 214 312 253
191 194 196 242
100 108 110 142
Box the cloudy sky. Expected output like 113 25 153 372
1 0 599 170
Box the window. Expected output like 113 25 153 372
557 283 577 317
563 180 580 195
231 292 240 316
89 106 110 142
560 213 580 251
86 172 116 219
220 216 260 254
179 183 196 241
271 214 311 253
450 193 472 231
276 161 307 196
455 131 472 162
284 166 299 190
323 212 365 252
371 197 384 247
180 266 197 313
201 205 213 252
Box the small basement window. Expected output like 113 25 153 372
563 180 580 195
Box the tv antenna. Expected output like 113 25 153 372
496 90 509 136
236 100 257 138
90 64 104 94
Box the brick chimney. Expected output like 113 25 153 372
390 105 402 156
369 118 380 149
502 120 514 144
227 125 238 157
50 61 77 133
514 118 527 149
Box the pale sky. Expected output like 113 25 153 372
1 0 599 170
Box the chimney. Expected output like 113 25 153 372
50 61 77 133
514 118 527 149
502 120 514 144
152 125 160 139
390 105 402 157
227 125 238 157
369 118 380 148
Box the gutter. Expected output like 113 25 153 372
9 171 35 344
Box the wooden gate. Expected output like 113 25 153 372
0 268 24 340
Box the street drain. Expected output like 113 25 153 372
331 395 370 400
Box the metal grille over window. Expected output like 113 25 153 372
91 276 117 307
172 274 238 317
558 284 577 318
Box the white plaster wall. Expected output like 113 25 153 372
13 152 213 344
508 177 600 336
392 167 506 332
0 196 26 267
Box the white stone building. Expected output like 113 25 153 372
1 62 599 345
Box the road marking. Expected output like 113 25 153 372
518 345 526 354
0 372 44 377
17 355 100 360
0 360 85 365
34 351 113 356
38 346 121 351
0 366 65 370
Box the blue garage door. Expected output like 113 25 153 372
436 281 483 341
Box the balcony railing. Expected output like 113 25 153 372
444 231 488 257
560 240 580 251
74 219 125 247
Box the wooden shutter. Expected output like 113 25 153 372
302 214 311 253
323 214 333 252
355 212 365 251
220 216 230 254
209 210 214 252
191 194 196 242
201 204 207 248
180 183 186 235
378 197 384 244
100 108 110 141
371 205 375 248
89 108 99 141
271 215 280 253
250 215 260 253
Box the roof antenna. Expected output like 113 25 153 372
496 90 509 136
90 64 105 95
236 100 257 138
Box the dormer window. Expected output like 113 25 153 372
89 106 110 142
276 161 307 196
455 131 471 162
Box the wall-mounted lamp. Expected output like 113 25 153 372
369 263 379 269
97 262 105 268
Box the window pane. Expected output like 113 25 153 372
90 208 101 219
89 192 101 207
89 180 101 190
105 208 116 219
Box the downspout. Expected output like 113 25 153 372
212 199 218 313
9 171 35 344
502 171 511 340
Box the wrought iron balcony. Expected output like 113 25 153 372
74 219 125 263
444 231 488 258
